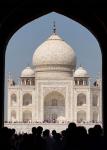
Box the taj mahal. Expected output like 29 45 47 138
5 24 102 133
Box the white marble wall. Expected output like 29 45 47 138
8 79 102 124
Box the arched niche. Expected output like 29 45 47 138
23 93 32 106
77 110 86 123
26 79 30 85
77 93 86 106
79 79 83 85
93 111 98 122
11 110 16 122
23 110 32 123
11 94 17 106
44 91 65 122
92 94 98 106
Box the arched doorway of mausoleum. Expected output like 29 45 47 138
44 91 65 123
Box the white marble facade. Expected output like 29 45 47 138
7 27 102 127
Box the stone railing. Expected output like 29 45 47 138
4 122 102 134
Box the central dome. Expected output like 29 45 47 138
32 33 76 72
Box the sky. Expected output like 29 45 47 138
4 12 102 120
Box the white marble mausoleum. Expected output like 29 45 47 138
6 25 102 132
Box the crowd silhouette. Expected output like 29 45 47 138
0 122 105 150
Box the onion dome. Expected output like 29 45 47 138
32 24 76 73
74 66 89 77
21 66 34 77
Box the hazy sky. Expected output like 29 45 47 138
4 12 102 120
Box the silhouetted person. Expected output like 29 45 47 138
52 133 62 150
32 127 37 136
88 127 95 136
36 126 43 137
52 130 57 136
51 130 57 140
0 123 105 150
43 129 54 150
68 122 76 130
34 126 46 150
76 126 88 150
77 126 87 136
94 124 103 136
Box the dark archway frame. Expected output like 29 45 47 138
0 3 107 135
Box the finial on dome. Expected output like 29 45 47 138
52 21 56 34
26 63 30 68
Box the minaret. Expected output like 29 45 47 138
8 72 15 86
8 72 12 86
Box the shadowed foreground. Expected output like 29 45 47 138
0 122 105 150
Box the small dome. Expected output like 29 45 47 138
32 33 76 70
21 67 34 77
74 66 89 77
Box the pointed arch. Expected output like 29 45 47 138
93 111 98 122
92 94 98 106
11 94 17 106
44 91 65 122
11 110 16 122
23 110 32 122
23 93 32 106
77 110 86 123
77 93 86 106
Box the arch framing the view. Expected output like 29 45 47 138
0 2 106 134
